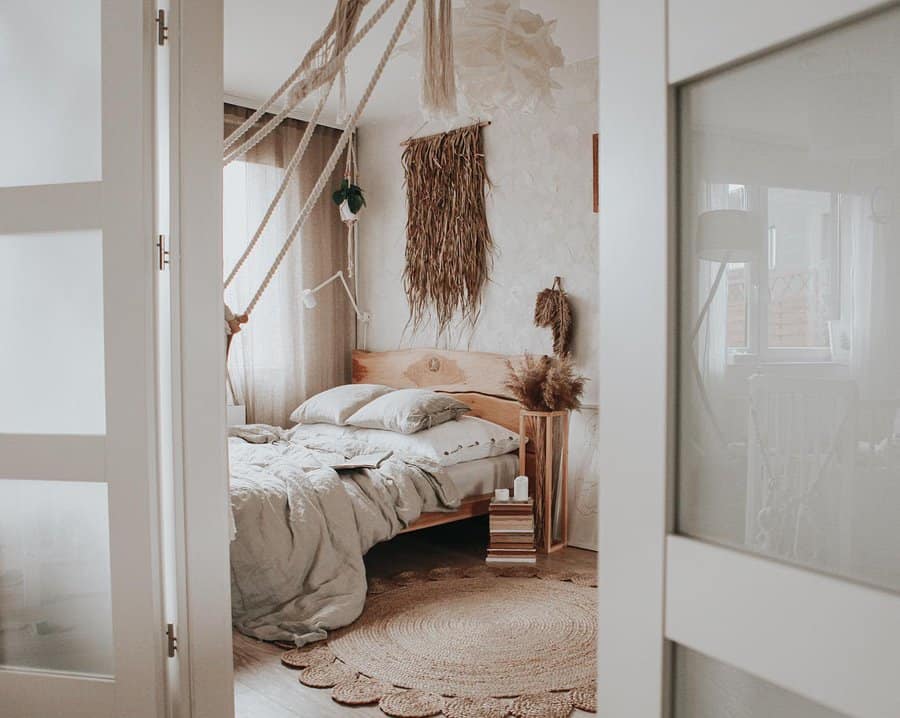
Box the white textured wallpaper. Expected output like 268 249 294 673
357 59 599 549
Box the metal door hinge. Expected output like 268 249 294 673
166 623 177 657
157 234 170 270
156 9 169 46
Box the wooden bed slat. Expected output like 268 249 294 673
399 494 494 533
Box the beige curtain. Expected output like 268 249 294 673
223 103 354 426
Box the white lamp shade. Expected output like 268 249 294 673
696 209 758 263
301 289 318 309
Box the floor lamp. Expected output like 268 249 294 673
691 209 758 447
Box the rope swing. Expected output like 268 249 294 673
224 0 456 356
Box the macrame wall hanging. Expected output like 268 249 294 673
402 122 493 337
534 276 574 356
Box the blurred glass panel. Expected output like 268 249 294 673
679 7 900 593
674 646 848 718
0 1 102 187
0 231 106 434
0 480 113 676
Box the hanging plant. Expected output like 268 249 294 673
332 178 366 222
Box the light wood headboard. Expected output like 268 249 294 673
352 349 523 433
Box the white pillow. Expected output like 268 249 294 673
289 384 394 426
346 388 470 434
338 416 519 467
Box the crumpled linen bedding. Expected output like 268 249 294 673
228 424 461 646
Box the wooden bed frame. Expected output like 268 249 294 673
352 348 530 533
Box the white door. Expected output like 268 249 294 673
0 2 165 717
599 2 900 717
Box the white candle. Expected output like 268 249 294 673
494 488 510 501
514 475 529 501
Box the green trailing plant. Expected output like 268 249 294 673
332 178 366 214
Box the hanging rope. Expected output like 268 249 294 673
223 78 335 289
223 0 366 153
223 0 398 165
241 0 418 318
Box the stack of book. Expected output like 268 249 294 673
487 498 536 564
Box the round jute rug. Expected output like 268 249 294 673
282 568 597 717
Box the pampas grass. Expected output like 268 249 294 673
534 276 573 356
402 123 493 337
505 353 586 412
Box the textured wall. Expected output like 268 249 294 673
357 59 599 549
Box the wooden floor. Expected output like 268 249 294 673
233 517 597 717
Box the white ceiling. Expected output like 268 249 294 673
224 0 598 126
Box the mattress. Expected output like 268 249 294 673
444 452 519 499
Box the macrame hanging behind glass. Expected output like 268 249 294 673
402 123 493 337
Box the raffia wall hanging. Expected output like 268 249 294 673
402 123 493 337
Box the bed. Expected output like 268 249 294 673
352 348 534 532
228 348 531 646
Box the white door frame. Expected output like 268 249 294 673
597 2 900 717
167 0 235 716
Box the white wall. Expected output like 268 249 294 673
357 58 599 549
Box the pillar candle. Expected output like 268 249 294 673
514 475 529 501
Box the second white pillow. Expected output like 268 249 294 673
346 388 470 434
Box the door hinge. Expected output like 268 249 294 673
157 234 170 270
166 623 178 657
156 8 169 46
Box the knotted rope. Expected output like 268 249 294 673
223 0 398 165
223 78 335 289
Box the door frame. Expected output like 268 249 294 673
597 1 900 716
168 0 234 716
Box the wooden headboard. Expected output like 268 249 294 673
352 349 523 433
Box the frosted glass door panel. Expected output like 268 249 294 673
0 231 106 434
678 6 900 593
674 646 848 718
0 480 113 676
0 1 102 188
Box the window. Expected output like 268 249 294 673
709 184 842 364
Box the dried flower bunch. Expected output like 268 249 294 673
534 276 573 356
506 353 586 412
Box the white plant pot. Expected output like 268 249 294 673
339 200 359 224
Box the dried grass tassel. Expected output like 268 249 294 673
534 276 574 356
421 0 457 117
402 123 493 337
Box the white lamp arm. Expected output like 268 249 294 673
307 270 369 321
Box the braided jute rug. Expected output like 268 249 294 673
281 565 597 717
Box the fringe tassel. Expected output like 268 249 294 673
421 0 457 117
402 123 492 336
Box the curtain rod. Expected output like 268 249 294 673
401 120 492 146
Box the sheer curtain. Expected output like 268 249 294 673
223 104 354 426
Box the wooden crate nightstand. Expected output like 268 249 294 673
487 498 536 564
519 410 569 553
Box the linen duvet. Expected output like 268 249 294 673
228 423 461 646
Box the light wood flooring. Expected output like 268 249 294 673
233 517 597 717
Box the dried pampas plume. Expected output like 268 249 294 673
534 276 573 356
506 354 586 412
